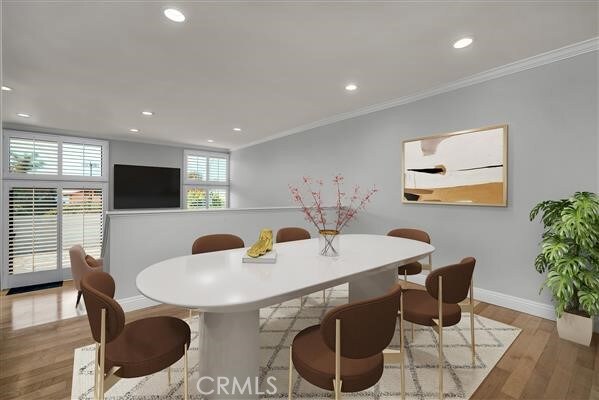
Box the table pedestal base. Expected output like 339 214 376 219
348 269 397 302
198 310 260 399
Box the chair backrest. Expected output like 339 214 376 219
191 234 245 254
320 284 402 359
276 227 311 243
425 257 476 304
70 245 92 290
81 271 125 343
387 228 431 244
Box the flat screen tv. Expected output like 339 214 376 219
114 164 180 209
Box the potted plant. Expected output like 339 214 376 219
529 191 599 345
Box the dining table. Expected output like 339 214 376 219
136 233 434 398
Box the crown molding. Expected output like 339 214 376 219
232 36 599 151
1 122 230 154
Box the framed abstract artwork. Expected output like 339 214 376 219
402 124 508 206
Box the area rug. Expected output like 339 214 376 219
71 284 520 399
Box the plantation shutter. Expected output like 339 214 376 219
7 187 59 274
61 188 104 268
62 143 103 177
186 187 207 209
186 155 207 182
8 137 59 175
208 156 227 183
208 188 227 209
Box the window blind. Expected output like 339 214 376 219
7 187 59 275
208 157 227 182
61 188 104 268
186 187 207 209
9 137 59 175
62 143 103 177
186 155 207 181
208 188 227 209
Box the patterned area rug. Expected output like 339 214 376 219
71 285 520 399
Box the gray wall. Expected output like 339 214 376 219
109 140 185 210
230 52 598 305
108 140 228 210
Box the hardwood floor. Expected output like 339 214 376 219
0 281 597 399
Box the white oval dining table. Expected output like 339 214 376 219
136 234 434 399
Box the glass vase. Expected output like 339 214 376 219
319 230 340 257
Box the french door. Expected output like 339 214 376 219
2 181 106 288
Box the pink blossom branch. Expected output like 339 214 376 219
289 175 377 234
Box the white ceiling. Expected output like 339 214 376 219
2 1 597 150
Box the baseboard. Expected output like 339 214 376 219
117 294 160 312
409 274 599 333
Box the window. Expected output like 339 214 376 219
4 131 107 180
62 143 103 177
61 188 104 268
3 130 108 287
7 187 58 275
184 150 229 209
9 137 59 175
186 154 207 182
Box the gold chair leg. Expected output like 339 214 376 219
400 293 406 400
288 346 293 399
167 366 171 385
99 309 106 399
404 271 407 282
438 276 443 400
184 345 189 400
411 322 414 341
470 279 475 366
322 289 326 304
94 343 99 400
334 319 342 400
333 379 343 400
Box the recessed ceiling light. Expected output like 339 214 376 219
164 8 185 22
207 139 215 143
453 37 473 49
2 86 12 91
345 83 358 91
141 111 154 116
16 113 31 118
233 128 242 132
129 128 140 133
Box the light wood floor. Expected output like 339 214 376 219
0 281 597 400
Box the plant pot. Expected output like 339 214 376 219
556 311 593 346
319 230 340 257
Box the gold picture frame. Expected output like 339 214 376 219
402 124 508 206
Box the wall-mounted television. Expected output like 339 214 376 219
114 164 180 209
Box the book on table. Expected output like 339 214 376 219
242 250 277 264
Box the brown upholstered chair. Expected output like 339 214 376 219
387 228 432 281
276 227 311 243
82 271 191 399
189 233 245 318
191 233 245 254
276 227 326 305
289 284 406 400
69 245 103 307
402 257 476 400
